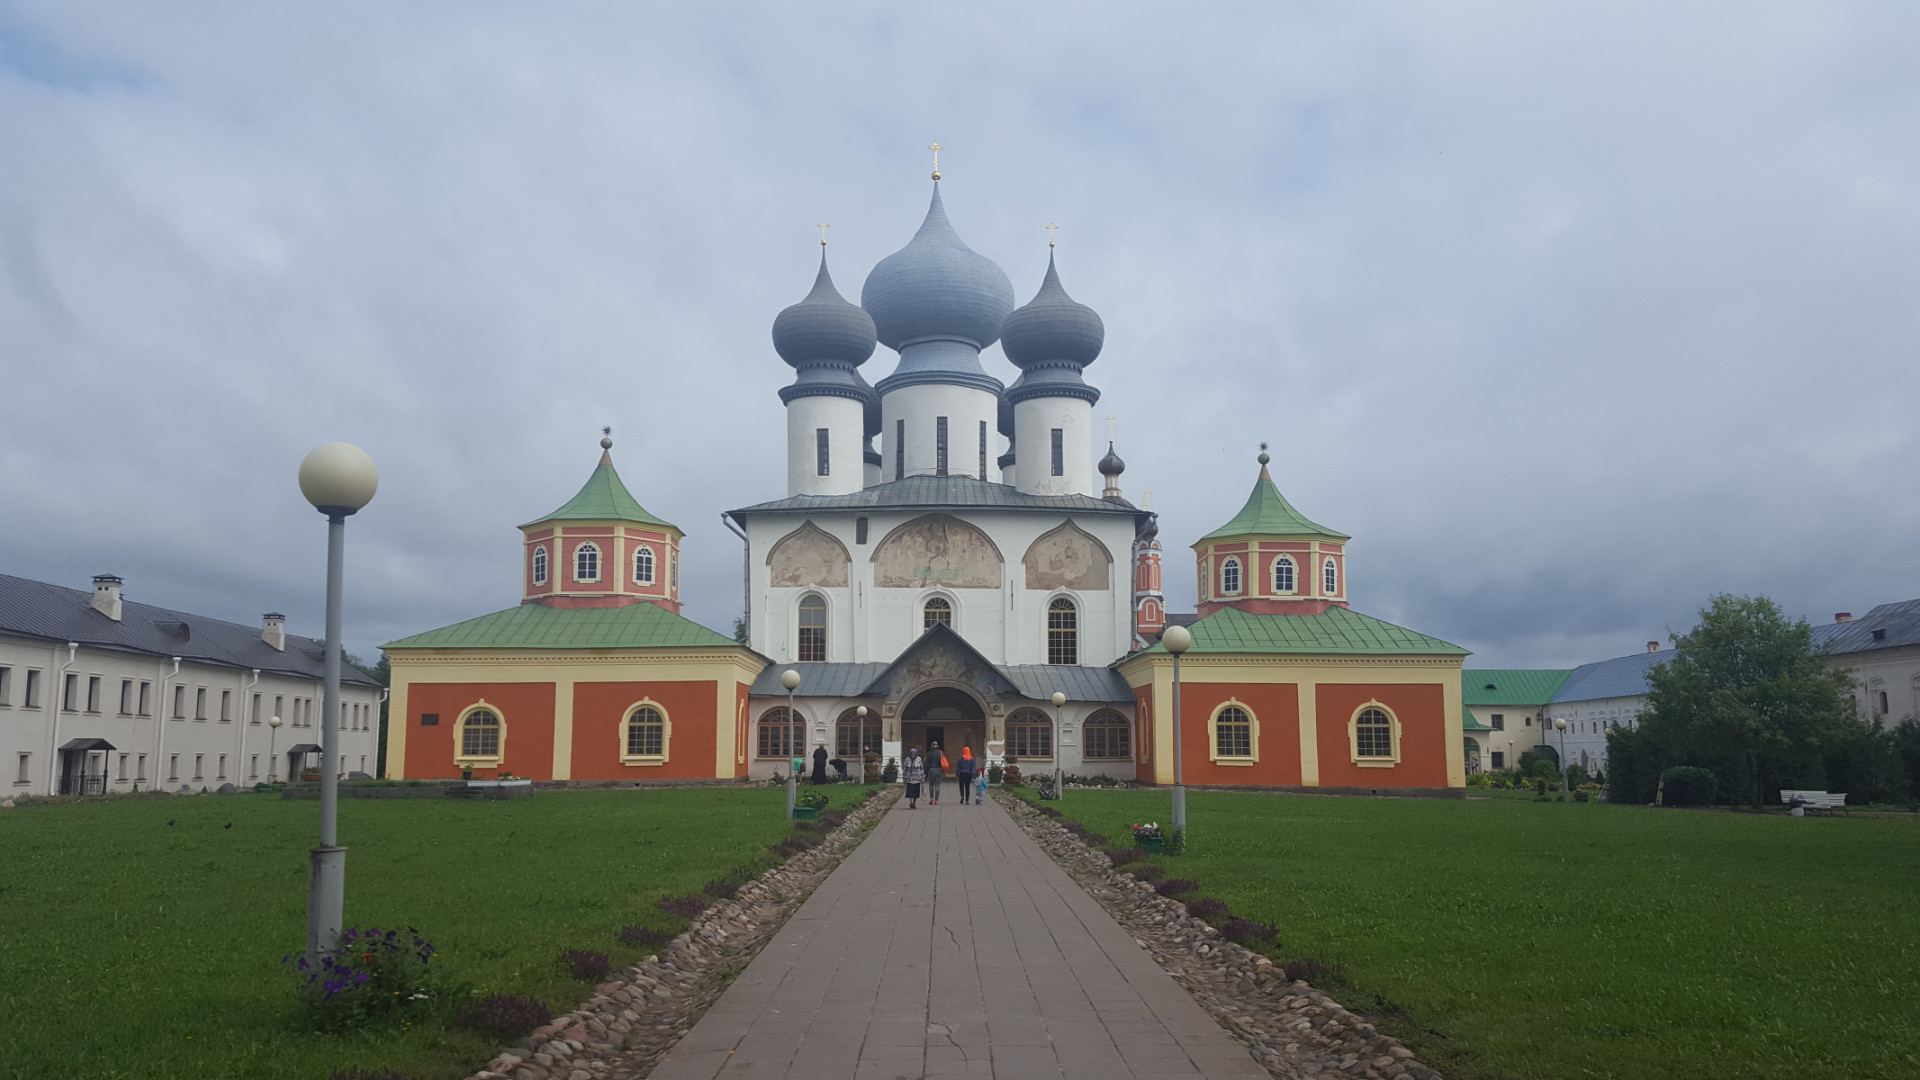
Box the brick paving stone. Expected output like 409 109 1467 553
647 796 1266 1079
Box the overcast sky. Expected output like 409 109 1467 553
3 2 1917 669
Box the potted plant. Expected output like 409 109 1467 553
881 757 899 784
460 765 475 781
1003 758 1022 786
1132 822 1164 853
863 751 882 783
300 769 322 783
986 764 1005 785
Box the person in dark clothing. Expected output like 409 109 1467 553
926 742 945 805
811 745 829 784
955 745 976 804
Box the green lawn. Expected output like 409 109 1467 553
0 784 872 1080
1020 789 1920 1080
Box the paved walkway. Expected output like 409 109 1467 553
649 794 1265 1080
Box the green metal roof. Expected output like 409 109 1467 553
383 601 735 651
1198 466 1348 543
1462 713 1495 730
522 454 676 531
1462 669 1573 706
1134 605 1467 657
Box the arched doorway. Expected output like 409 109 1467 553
900 685 986 765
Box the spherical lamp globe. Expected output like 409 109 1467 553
1050 692 1066 707
1554 717 1567 732
780 669 801 691
269 714 283 729
1161 624 1192 655
298 443 379 515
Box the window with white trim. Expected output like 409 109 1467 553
1323 557 1338 595
1006 709 1053 760
574 542 601 583
634 545 655 585
624 705 667 759
532 545 548 585
1356 707 1393 758
1220 557 1241 595
798 594 828 662
1273 556 1295 594
460 709 502 760
1214 705 1253 759
758 707 799 759
836 707 882 759
816 428 831 477
1047 598 1078 665
1083 710 1131 759
1050 428 1064 476
923 596 952 631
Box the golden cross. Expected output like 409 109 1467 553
1142 488 1153 510
818 221 830 246
928 141 943 180
1107 413 1116 441
1047 222 1059 248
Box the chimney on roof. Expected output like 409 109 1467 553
1647 641 1659 653
90 575 124 621
262 613 286 651
1835 612 1852 623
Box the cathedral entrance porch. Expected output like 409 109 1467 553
899 685 987 766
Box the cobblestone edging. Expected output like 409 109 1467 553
995 793 1444 1080
467 788 902 1080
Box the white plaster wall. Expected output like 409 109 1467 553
1549 695 1647 776
785 395 865 497
1464 703 1548 769
1827 642 1920 728
1 633 383 798
880 384 999 480
1013 396 1093 497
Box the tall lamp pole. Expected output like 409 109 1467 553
297 442 378 965
1553 717 1570 803
267 714 283 782
1162 625 1192 836
1050 692 1067 800
781 669 801 818
856 705 869 783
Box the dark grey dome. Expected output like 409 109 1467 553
1000 252 1104 369
861 185 1015 351
1099 441 1126 477
773 255 876 369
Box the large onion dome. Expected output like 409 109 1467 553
772 255 876 368
1000 251 1105 369
861 185 1015 352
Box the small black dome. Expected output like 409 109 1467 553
1098 441 1126 477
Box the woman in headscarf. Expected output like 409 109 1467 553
902 747 925 809
955 745 976 804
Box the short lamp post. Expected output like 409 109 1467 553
781 669 801 818
1553 717 1570 803
1050 692 1067 801
297 441 378 966
856 705 869 783
1162 624 1193 836
267 714 284 782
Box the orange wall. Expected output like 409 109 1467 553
404 682 556 779
1177 682 1303 786
571 680 719 780
1314 683 1448 787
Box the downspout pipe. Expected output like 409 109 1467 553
722 512 750 644
236 669 260 783
154 656 181 788
45 642 78 793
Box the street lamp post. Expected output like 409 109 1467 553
856 705 869 783
781 669 801 818
1553 717 1571 803
297 442 378 965
267 714 283 782
1050 692 1066 801
1162 625 1192 837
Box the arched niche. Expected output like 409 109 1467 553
1023 520 1112 591
872 514 1003 589
767 520 850 588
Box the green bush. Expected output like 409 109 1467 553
1661 766 1718 807
284 928 443 1033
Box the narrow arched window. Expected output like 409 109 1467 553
1220 557 1241 595
1215 706 1252 758
1879 690 1889 715
574 542 600 583
798 594 827 662
923 596 952 631
1083 710 1131 759
1273 557 1295 594
531 545 548 586
1356 707 1393 758
758 707 798 758
461 709 500 758
626 705 666 757
633 545 655 585
1047 598 1078 665
1323 557 1338 595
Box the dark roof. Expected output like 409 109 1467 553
1552 650 1670 703
59 737 117 751
1463 669 1574 706
727 475 1141 522
0 574 381 687
746 660 1132 703
1811 599 1920 655
749 663 892 697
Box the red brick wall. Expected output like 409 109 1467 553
1176 682 1303 786
1314 682 1448 787
570 680 719 780
404 682 556 779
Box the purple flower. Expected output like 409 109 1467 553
355 972 370 985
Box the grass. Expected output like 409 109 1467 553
1015 788 1920 1080
0 783 874 1080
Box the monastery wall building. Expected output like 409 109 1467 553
384 176 1469 792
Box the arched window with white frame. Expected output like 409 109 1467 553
1272 556 1295 594
623 703 668 762
1210 703 1255 763
1082 710 1131 759
574 542 601 583
1349 702 1401 766
1220 556 1242 595
633 545 655 585
923 596 952 632
797 593 827 662
531 545 548 586
1323 557 1338 595
457 706 503 766
757 707 800 759
1047 597 1079 665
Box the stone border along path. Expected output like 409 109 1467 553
995 793 1443 1080
468 788 902 1080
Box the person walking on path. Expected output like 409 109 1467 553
926 742 946 805
976 769 988 804
903 748 925 809
955 746 976 804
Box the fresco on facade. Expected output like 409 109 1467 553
767 520 850 588
871 514 1002 588
1022 521 1112 591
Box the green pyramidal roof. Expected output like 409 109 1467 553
1134 605 1467 657
522 452 677 531
383 600 734 651
1199 465 1348 543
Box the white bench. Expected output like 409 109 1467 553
1780 789 1848 815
